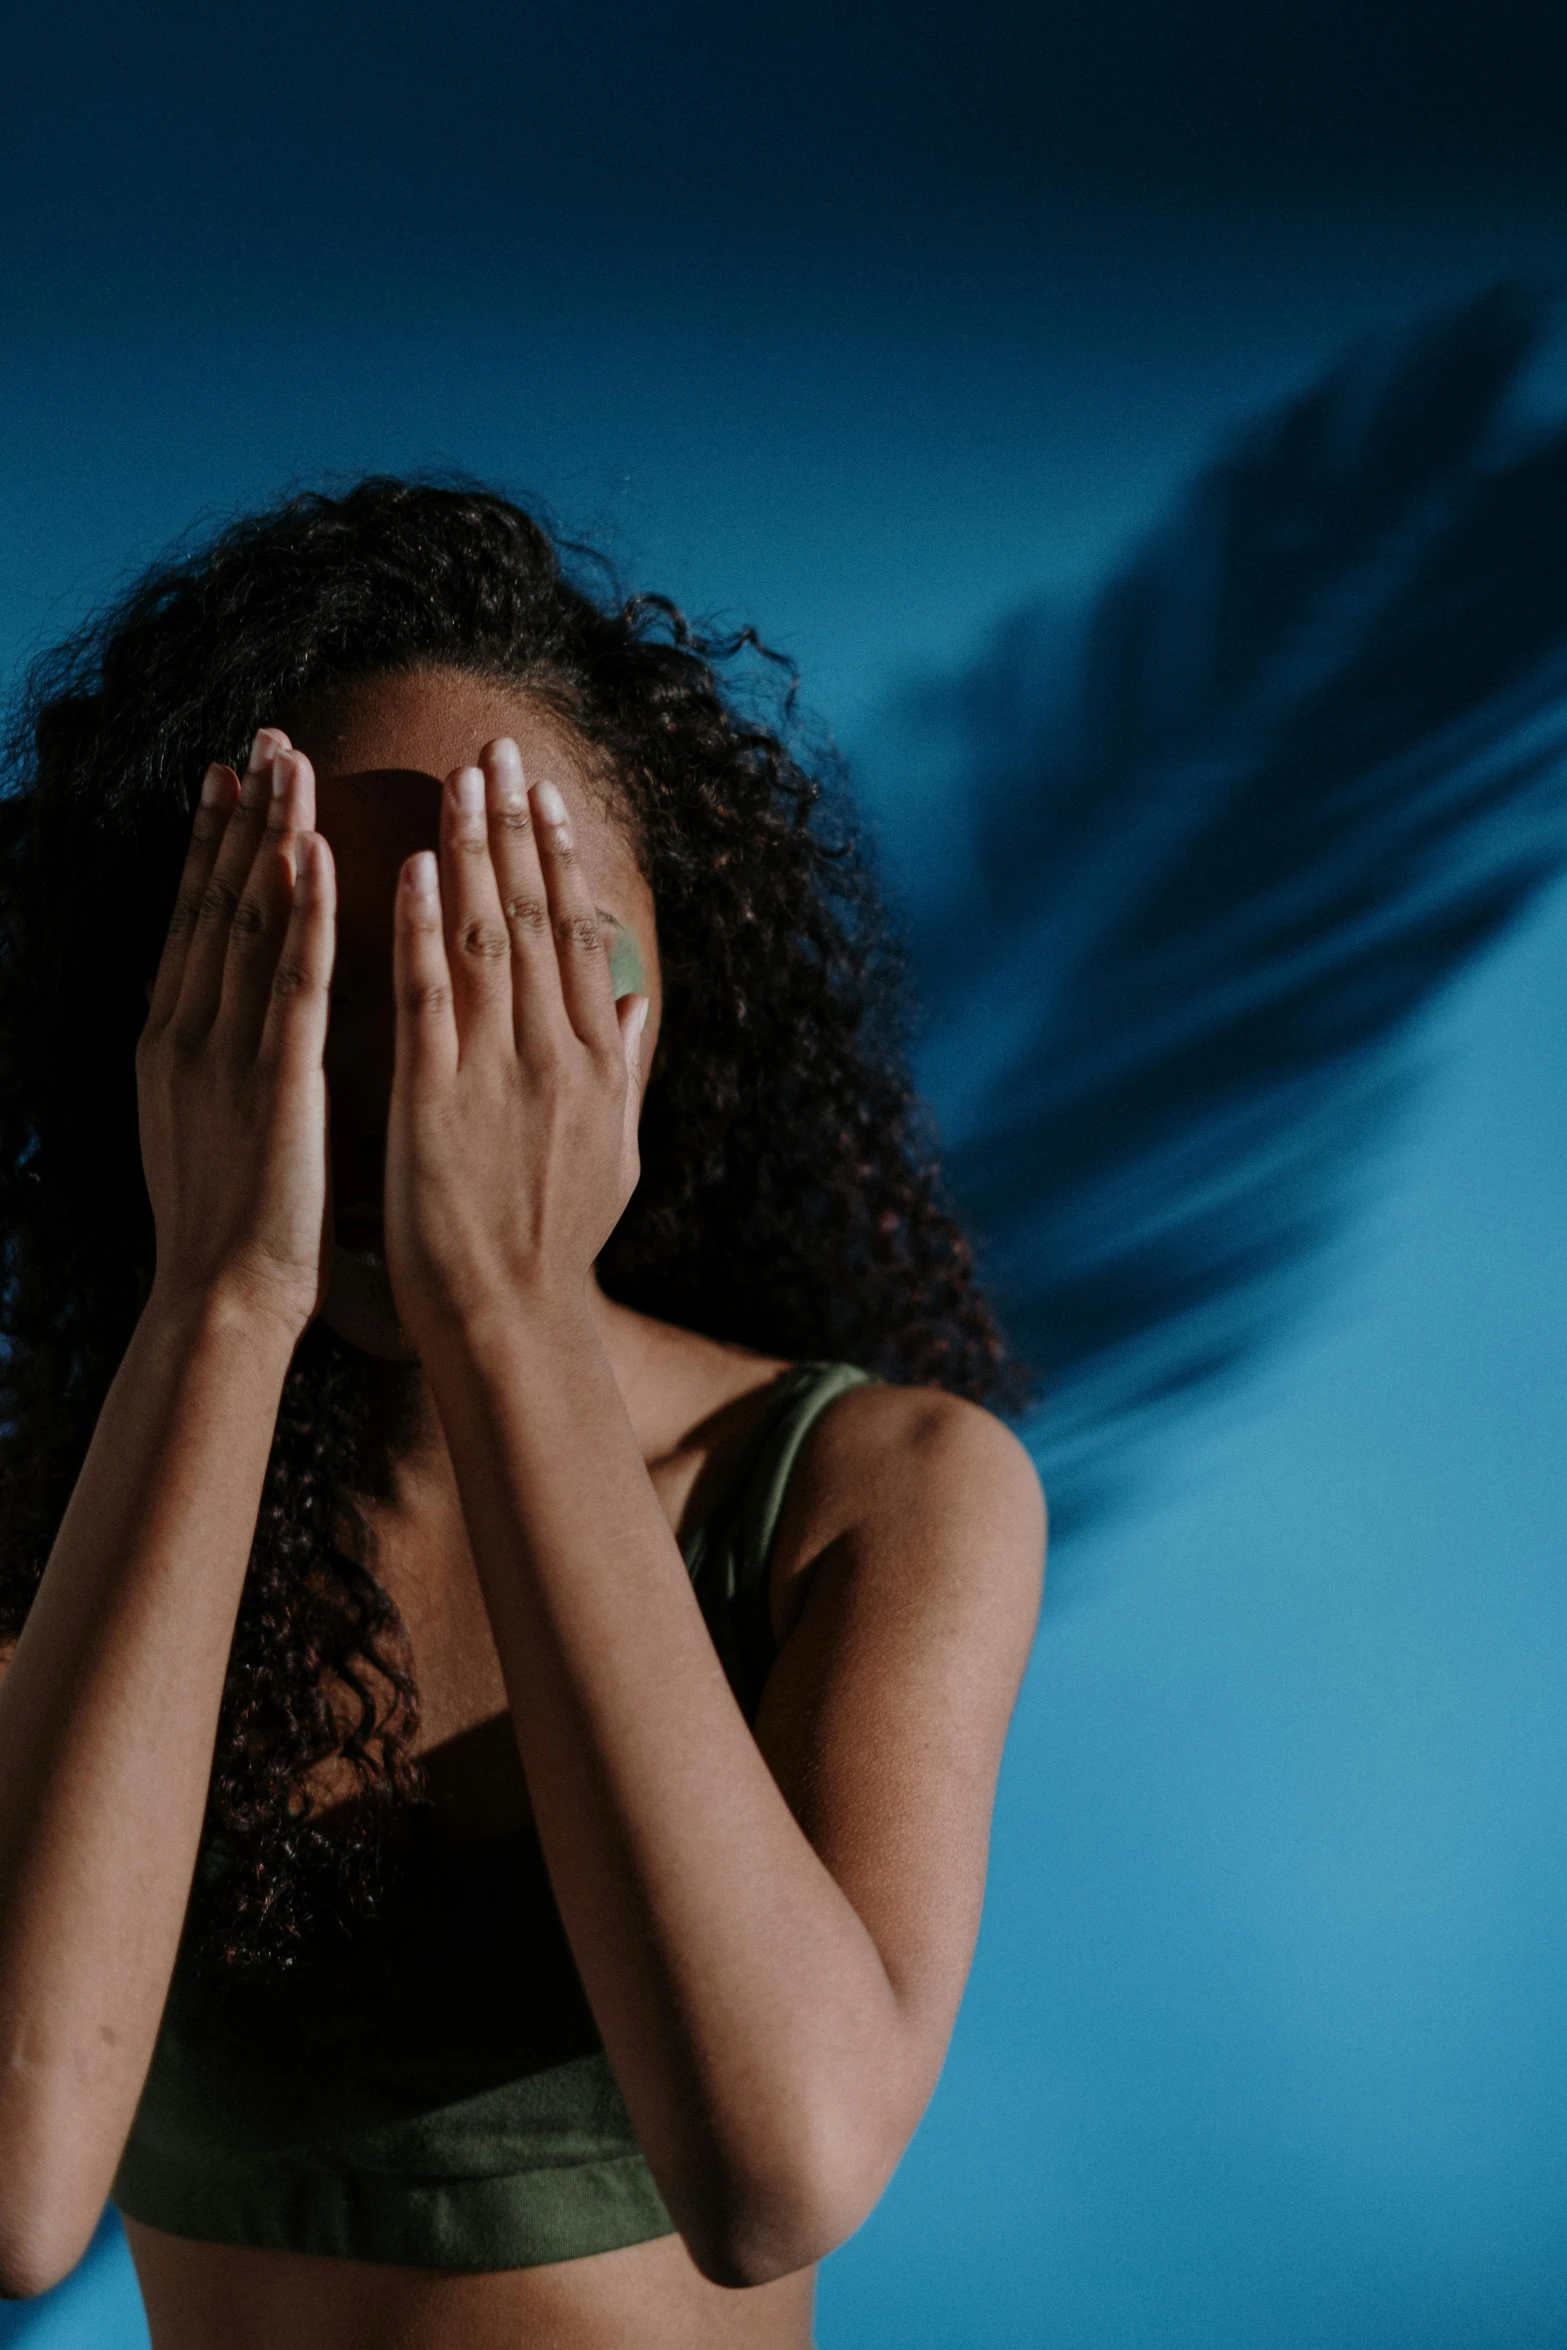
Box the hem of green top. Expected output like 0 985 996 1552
112 2147 675 2272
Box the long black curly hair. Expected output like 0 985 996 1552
0 478 1023 1978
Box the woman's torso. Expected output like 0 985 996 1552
123 1323 855 2350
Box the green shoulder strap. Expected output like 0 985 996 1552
687 1361 876 1721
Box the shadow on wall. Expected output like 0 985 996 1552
894 288 1567 1535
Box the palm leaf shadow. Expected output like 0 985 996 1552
890 288 1567 1539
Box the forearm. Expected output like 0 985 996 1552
424 1299 910 2278
0 1289 293 2279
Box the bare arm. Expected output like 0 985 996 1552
427 1322 1040 2288
0 736 335 2296
386 743 1046 2287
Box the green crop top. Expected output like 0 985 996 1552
112 1360 873 2273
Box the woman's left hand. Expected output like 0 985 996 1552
383 736 649 1349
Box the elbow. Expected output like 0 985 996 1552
0 2210 100 2303
684 2184 877 2292
1 2259 73 2305
677 2119 895 2290
0 2118 113 2301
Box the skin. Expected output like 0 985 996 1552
0 668 1046 2348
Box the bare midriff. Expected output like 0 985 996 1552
123 2219 818 2350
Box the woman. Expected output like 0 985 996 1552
0 481 1045 2349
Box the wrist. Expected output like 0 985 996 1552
142 1272 308 1369
410 1272 600 1384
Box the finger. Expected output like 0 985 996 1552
173 727 292 1038
217 747 316 1056
440 761 513 1049
147 762 240 1029
393 851 458 1090
618 991 650 1172
259 830 336 1080
481 737 562 1048
531 777 618 1054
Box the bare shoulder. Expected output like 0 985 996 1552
769 1379 1046 1651
804 1376 1042 1492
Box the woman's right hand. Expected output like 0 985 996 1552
136 729 337 1340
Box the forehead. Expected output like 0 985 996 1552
291 666 646 914
289 666 596 792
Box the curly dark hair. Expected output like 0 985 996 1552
0 479 1022 1977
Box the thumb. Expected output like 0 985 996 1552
618 993 650 1153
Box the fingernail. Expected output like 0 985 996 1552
294 832 317 903
248 729 280 773
455 766 484 816
200 763 226 806
491 737 525 805
534 779 567 828
271 751 292 799
408 851 439 895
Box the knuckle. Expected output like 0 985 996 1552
555 913 602 956
166 890 203 941
229 895 267 943
188 808 227 851
458 920 509 963
494 803 534 838
504 893 550 936
402 980 451 1019
271 961 317 1002
198 879 239 926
